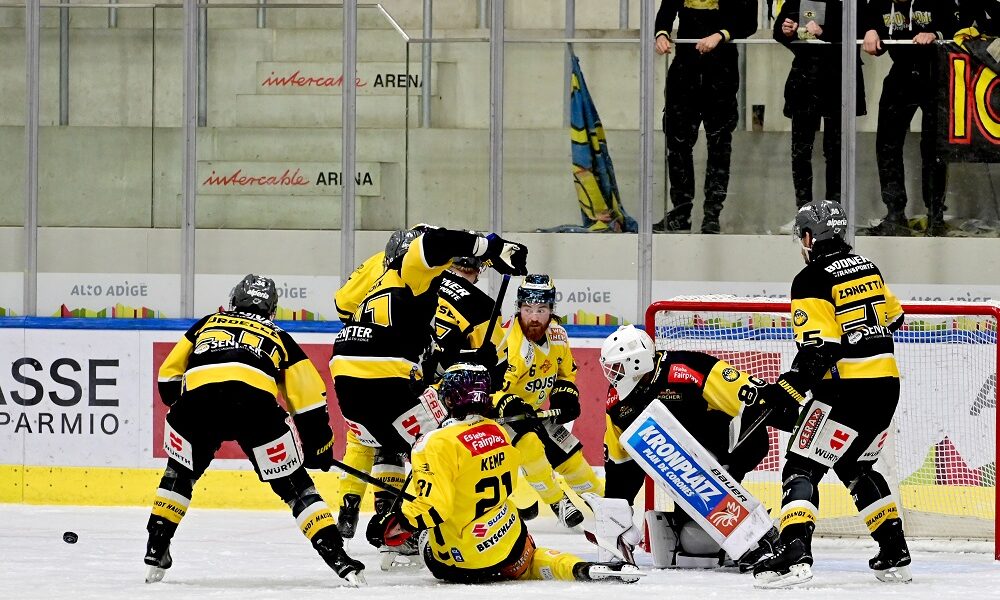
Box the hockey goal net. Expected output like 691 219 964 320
643 298 998 559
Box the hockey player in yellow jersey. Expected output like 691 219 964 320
493 274 604 530
365 363 642 584
330 226 528 563
145 275 364 585
752 200 911 588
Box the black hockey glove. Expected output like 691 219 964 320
479 234 528 276
293 411 335 471
494 393 536 434
365 510 416 549
457 341 499 368
760 372 807 415
157 380 182 407
547 380 581 424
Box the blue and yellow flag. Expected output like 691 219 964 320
570 54 637 233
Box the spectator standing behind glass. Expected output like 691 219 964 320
773 0 866 226
862 0 958 237
652 0 757 234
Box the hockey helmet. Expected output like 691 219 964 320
383 228 423 269
600 325 656 399
793 199 848 244
438 362 493 419
230 274 278 318
516 274 556 308
452 256 483 271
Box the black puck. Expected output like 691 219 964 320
63 531 78 544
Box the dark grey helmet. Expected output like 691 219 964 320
452 256 482 270
230 274 278 317
517 274 556 307
793 199 848 243
383 225 434 269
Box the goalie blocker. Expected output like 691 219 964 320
619 401 773 560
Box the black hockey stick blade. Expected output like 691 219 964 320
728 406 773 454
328 457 416 501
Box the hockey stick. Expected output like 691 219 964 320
495 408 561 425
327 457 416 502
728 406 773 453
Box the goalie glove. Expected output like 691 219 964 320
475 234 528 276
365 510 416 549
547 380 581 424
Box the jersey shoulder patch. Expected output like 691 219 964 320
547 323 569 343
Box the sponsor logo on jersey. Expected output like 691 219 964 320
474 511 516 552
450 548 465 562
606 386 620 409
721 367 740 382
793 309 808 327
472 523 488 538
626 418 724 515
548 327 567 343
798 407 825 449
540 359 552 374
667 364 704 386
169 431 183 452
823 255 869 274
253 430 302 480
458 423 508 456
163 422 193 469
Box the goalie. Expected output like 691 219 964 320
596 324 797 570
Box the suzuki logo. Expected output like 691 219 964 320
169 432 183 452
472 523 488 538
266 443 287 463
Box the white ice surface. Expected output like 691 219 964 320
2 504 998 600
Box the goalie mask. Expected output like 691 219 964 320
600 325 655 399
230 274 278 318
438 363 492 419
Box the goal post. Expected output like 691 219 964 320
642 298 999 560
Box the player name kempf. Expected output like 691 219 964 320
633 421 723 510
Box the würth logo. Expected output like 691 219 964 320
169 432 183 452
472 523 488 538
267 443 287 463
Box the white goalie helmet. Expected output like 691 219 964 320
600 325 656 399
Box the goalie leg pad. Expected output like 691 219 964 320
644 510 724 569
581 493 640 563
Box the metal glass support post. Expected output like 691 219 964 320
257 0 266 29
25 0 40 317
60 0 69 126
181 0 198 317
841 0 858 244
638 0 654 318
736 44 746 130
488 0 504 297
109 0 118 28
198 5 207 127
421 0 432 127
341 0 358 279
563 0 574 128
479 0 488 28
620 0 629 29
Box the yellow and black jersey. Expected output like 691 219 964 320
402 415 525 570
331 235 451 381
791 251 903 382
603 350 758 464
434 271 504 371
157 310 327 415
493 318 577 410
334 251 385 323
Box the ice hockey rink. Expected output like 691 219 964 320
3 504 997 600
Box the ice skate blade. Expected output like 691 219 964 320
588 564 646 583
379 549 422 571
144 565 166 584
753 563 813 589
342 571 367 586
874 564 912 583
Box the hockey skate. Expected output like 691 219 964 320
314 531 366 586
870 532 912 583
143 537 172 584
738 527 780 573
752 538 813 589
551 495 584 530
573 562 645 583
337 493 362 541
379 534 422 571
517 500 539 521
